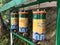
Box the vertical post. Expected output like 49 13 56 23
56 0 60 45
10 13 13 45
10 29 13 45
10 12 13 45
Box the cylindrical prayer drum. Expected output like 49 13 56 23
19 11 28 33
32 10 46 41
11 12 18 30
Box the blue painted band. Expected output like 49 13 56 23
33 33 45 41
11 25 18 30
19 27 28 33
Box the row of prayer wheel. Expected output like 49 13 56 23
11 10 46 41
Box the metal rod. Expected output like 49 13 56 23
10 30 13 45
12 32 35 45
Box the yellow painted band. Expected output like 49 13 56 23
11 18 18 25
33 19 46 34
19 18 28 27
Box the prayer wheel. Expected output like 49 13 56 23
11 12 18 30
32 10 46 41
19 11 28 33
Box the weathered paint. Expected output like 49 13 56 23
11 12 18 30
19 12 28 33
33 10 46 41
